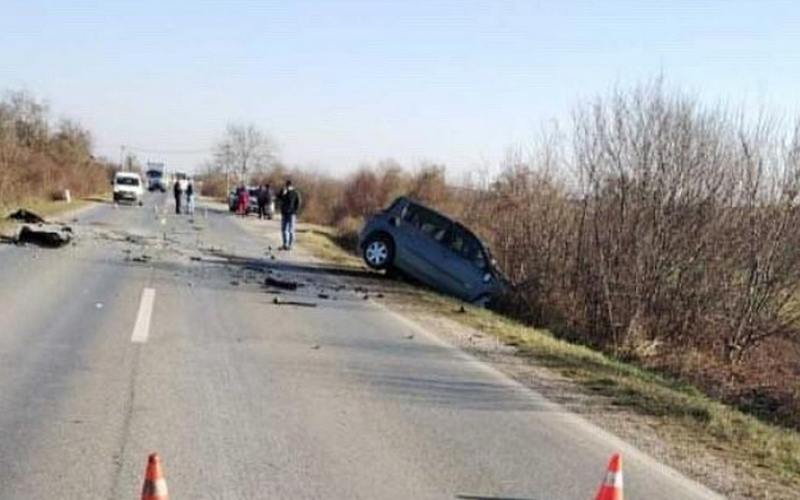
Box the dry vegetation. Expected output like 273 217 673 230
0 90 113 212
201 81 800 432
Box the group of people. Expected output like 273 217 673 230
234 183 274 220
173 179 195 215
235 180 301 251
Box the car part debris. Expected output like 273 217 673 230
265 277 301 291
272 297 317 308
317 293 330 300
18 225 73 248
6 209 46 224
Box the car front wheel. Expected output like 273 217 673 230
363 235 394 270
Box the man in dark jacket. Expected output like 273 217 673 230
257 183 273 220
173 179 183 214
276 180 300 250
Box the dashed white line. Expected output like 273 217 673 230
131 287 156 343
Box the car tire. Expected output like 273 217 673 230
363 234 394 271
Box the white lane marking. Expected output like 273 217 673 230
131 288 156 343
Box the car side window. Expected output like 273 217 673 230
400 203 422 227
451 226 488 270
402 204 451 245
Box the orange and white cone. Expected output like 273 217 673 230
594 453 623 500
141 453 169 500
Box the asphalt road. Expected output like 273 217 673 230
0 193 724 500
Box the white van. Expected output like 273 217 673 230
112 171 144 205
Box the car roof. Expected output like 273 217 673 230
396 196 455 223
115 172 141 178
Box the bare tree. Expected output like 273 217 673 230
214 123 276 183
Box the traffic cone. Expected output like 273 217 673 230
594 453 623 500
141 453 169 500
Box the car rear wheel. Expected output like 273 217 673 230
363 235 394 270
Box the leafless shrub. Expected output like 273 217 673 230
0 90 111 207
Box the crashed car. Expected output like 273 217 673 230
228 187 259 213
358 196 507 305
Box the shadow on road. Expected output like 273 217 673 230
206 249 386 282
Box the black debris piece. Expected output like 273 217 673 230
7 209 46 224
265 277 300 291
17 225 72 248
275 300 317 308
317 293 330 300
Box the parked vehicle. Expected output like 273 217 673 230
145 168 166 192
358 196 506 305
228 187 259 213
112 171 144 205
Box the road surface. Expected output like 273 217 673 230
0 193 723 500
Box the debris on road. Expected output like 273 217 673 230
17 224 73 248
230 280 240 286
311 344 321 350
271 297 317 308
6 209 46 224
317 293 330 300
265 276 302 291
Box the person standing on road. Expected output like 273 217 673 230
277 179 301 250
257 183 273 220
186 180 195 215
173 179 184 214
237 183 249 217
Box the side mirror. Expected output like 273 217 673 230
389 216 399 227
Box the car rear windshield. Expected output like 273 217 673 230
116 177 140 186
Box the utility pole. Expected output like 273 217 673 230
224 144 232 195
120 145 125 171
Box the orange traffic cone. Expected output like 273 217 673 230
141 453 169 500
594 453 623 500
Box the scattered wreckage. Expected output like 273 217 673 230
3 209 73 248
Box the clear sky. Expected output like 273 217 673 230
1 0 799 176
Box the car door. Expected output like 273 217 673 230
393 204 456 290
438 224 492 300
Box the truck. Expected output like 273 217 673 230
145 162 166 192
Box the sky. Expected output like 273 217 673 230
2 0 799 177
